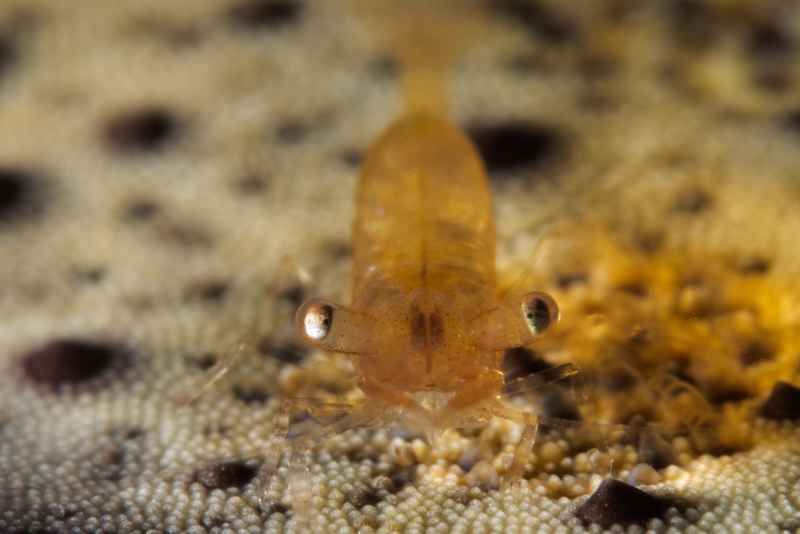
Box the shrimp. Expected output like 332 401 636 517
290 0 568 485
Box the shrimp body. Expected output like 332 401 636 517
296 0 559 436
351 112 497 394
297 109 559 427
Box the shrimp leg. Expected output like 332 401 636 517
485 402 540 487
256 397 385 522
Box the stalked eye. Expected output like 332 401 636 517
295 298 372 355
521 291 559 336
469 290 560 351
303 301 333 340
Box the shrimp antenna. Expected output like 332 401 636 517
295 298 373 355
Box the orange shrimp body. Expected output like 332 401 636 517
295 1 559 436
296 108 559 425
352 113 497 393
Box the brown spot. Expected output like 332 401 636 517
706 443 746 457
752 68 792 94
110 427 145 441
339 149 362 168
502 347 552 384
667 0 718 51
783 109 800 133
235 175 267 195
577 92 618 113
275 120 309 144
227 0 303 31
739 341 774 367
324 240 352 259
366 56 400 80
616 282 647 298
72 266 105 285
671 187 712 214
123 199 160 222
0 166 42 224
22 338 129 391
736 256 771 275
759 381 800 421
195 460 259 490
166 27 204 49
578 55 619 81
258 338 307 364
184 280 230 303
202 423 230 437
576 479 673 527
345 486 382 509
707 386 753 405
91 445 127 482
468 121 566 176
493 0 578 44
104 107 181 154
749 22 793 60
187 353 217 371
232 384 270 404
635 231 664 254
388 465 417 492
161 223 214 248
0 35 16 80
556 272 588 289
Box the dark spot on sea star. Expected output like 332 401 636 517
227 0 303 32
468 121 566 176
759 381 800 421
195 460 259 490
104 107 181 154
576 479 672 527
22 338 130 392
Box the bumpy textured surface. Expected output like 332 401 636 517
2 1 800 532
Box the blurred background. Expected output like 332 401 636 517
1 1 800 532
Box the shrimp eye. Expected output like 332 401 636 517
470 290 560 350
303 301 333 340
295 298 371 355
521 291 559 336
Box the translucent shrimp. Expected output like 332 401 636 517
290 0 567 485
